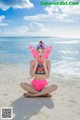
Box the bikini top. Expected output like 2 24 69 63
35 62 46 74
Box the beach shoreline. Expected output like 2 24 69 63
0 63 80 120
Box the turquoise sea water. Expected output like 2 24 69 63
0 37 80 77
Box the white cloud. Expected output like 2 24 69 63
0 24 80 38
0 0 34 11
0 27 27 36
0 22 49 36
57 6 80 15
24 4 80 22
28 22 49 32
0 15 5 22
45 5 80 21
0 15 8 26
0 23 8 26
24 14 48 21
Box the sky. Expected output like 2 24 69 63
0 0 80 38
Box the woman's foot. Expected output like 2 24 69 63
23 93 36 98
42 94 52 97
23 93 52 98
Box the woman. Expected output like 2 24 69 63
20 41 58 97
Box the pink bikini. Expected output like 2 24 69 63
31 79 48 92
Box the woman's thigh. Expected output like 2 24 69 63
20 82 38 93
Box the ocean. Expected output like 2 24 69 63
0 37 80 78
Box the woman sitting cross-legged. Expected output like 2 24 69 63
20 41 58 97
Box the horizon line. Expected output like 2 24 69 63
0 36 80 39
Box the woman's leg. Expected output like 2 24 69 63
27 84 58 97
20 82 38 94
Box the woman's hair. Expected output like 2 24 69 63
37 41 45 50
39 41 44 44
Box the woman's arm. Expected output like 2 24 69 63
30 59 38 78
43 59 51 78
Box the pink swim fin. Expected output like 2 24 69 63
29 45 52 62
29 45 38 58
43 46 52 59
29 45 42 62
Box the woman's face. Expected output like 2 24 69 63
37 48 45 57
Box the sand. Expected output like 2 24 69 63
0 63 80 120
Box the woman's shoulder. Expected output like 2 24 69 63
46 59 51 63
30 59 35 64
46 59 51 66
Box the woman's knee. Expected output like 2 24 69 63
51 84 58 90
20 82 23 88
20 82 27 88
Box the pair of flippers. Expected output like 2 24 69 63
29 45 52 62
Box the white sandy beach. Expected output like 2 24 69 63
0 63 80 120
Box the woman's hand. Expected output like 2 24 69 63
43 58 46 67
34 58 38 66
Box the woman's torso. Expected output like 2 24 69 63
33 60 47 80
